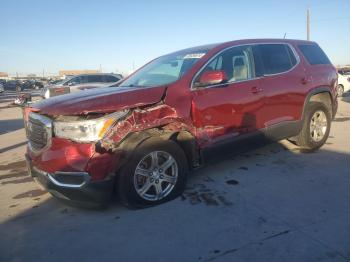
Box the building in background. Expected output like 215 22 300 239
0 72 9 80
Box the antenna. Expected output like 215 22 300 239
283 33 287 39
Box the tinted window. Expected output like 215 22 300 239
104 75 119 82
194 45 254 87
287 47 297 66
298 44 331 65
80 76 90 83
87 75 103 82
257 44 295 75
65 76 81 85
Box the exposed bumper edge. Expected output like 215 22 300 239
26 155 114 207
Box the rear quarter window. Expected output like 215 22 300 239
298 44 331 65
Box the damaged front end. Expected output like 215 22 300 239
24 96 197 207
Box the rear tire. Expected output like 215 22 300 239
117 137 188 208
296 102 331 152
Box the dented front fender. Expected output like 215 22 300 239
100 104 195 152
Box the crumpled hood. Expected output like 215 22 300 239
33 86 166 116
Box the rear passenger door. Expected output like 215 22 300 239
253 44 306 129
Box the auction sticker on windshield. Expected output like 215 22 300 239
184 53 206 59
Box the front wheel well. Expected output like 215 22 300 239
116 128 200 172
168 131 200 169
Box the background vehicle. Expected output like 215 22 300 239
42 73 122 98
338 69 350 76
14 93 32 106
25 39 337 209
337 73 350 97
4 80 23 91
22 80 44 90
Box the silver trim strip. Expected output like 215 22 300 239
191 42 301 90
33 166 90 188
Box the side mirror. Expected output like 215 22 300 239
198 70 227 87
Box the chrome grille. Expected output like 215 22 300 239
27 113 52 153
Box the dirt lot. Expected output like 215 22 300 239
1 94 350 262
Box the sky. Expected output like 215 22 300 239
1 0 350 77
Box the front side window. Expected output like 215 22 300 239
119 49 210 88
255 44 296 75
193 45 254 87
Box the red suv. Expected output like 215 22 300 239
24 39 338 208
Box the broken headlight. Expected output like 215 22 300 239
53 110 128 142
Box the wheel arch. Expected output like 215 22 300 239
302 87 334 121
114 128 199 174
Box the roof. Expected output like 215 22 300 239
166 38 316 57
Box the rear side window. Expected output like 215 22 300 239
255 44 297 75
298 44 331 65
87 75 103 82
104 75 120 82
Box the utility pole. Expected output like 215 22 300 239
307 8 310 41
99 64 102 73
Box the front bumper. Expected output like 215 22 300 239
26 155 114 207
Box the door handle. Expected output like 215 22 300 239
251 86 263 94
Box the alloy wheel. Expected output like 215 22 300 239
310 110 328 142
133 151 178 201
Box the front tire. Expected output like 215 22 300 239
296 102 331 151
117 138 188 208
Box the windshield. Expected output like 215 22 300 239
120 50 209 87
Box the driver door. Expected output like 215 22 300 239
191 45 265 147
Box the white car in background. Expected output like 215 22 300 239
337 73 350 97
42 73 123 99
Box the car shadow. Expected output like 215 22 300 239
0 119 24 135
1 143 350 261
0 141 28 154
341 95 350 103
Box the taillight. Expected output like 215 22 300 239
55 87 66 93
